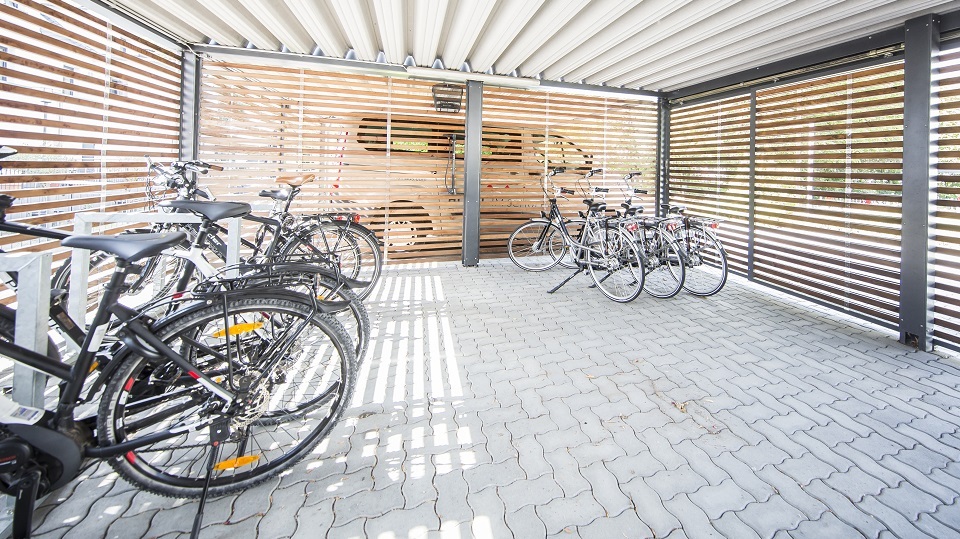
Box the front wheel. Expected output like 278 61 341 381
97 294 356 498
681 228 728 296
587 228 644 303
508 221 565 272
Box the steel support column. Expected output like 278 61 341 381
747 91 757 280
180 51 201 162
461 81 483 266
900 15 939 350
657 97 670 216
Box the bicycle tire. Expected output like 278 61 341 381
283 222 382 300
556 219 583 269
587 228 644 303
642 228 686 299
508 221 565 272
97 294 356 498
681 228 728 296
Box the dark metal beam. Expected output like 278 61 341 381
657 97 669 216
179 51 201 162
747 91 757 281
668 27 904 103
461 81 482 266
899 14 939 351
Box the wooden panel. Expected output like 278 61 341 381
668 94 751 274
198 62 659 263
0 0 182 303
754 61 904 324
935 44 960 347
479 87 658 258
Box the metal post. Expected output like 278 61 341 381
3 253 52 409
899 15 939 350
747 91 757 280
658 97 670 216
180 51 201 162
461 80 482 266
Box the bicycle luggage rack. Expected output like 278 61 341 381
69 212 244 325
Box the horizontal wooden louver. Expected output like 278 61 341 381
934 46 960 347
479 88 658 258
0 0 181 298
754 62 904 325
199 62 658 262
668 95 751 274
198 62 466 262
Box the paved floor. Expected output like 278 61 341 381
28 258 960 538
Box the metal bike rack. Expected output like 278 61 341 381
69 212 243 324
0 252 52 409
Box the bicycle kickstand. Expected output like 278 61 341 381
548 268 582 294
12 469 42 539
191 420 230 539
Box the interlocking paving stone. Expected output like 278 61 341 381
27 260 960 538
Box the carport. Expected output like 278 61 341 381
5 0 960 537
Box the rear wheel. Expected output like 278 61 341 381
97 295 355 498
508 221 565 272
681 228 728 296
641 229 686 299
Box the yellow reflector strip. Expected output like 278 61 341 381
213 455 260 471
212 322 264 338
89 361 99 374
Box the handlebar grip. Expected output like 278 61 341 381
590 168 603 174
560 187 575 195
634 189 649 194
208 164 224 171
551 167 566 175
594 187 609 193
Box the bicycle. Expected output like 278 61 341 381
508 168 645 302
0 230 357 538
661 203 728 296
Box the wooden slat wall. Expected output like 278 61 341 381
198 62 465 262
754 62 904 325
479 88 658 258
934 47 960 346
0 0 181 291
199 62 658 262
668 95 751 274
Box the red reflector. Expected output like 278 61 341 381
125 451 136 464
188 371 201 380
353 214 361 223
124 378 134 392
626 223 638 232
172 292 184 300
666 223 678 231
710 222 720 229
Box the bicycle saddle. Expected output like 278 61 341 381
259 189 290 201
159 200 251 221
62 232 187 263
660 203 686 214
276 174 317 187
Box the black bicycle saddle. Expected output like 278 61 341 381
159 200 251 221
62 232 187 263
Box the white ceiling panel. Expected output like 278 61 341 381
102 0 960 92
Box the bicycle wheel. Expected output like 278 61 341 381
285 222 382 300
681 228 728 296
97 294 356 498
556 219 584 269
642 229 686 299
252 271 370 364
587 228 644 303
508 221 565 271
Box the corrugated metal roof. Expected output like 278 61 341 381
103 0 960 92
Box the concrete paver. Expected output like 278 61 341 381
27 259 960 538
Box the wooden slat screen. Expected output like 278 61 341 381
479 87 658 257
198 61 465 262
754 62 904 325
934 47 960 346
0 0 182 273
668 95 751 274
